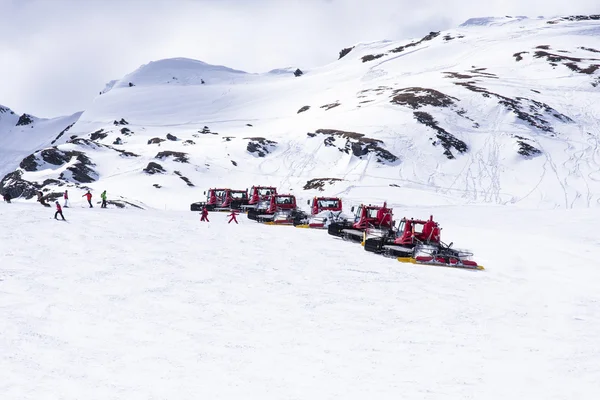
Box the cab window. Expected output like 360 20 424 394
354 206 363 221
396 220 406 237
367 208 379 218
275 196 293 205
413 223 424 234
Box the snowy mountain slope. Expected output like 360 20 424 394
1 202 600 399
2 16 600 210
3 15 600 399
0 104 82 180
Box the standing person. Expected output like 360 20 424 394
200 206 209 222
2 191 11 203
100 190 107 208
63 190 69 207
227 210 239 224
54 201 65 220
82 190 93 208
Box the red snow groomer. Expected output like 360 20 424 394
364 215 484 270
247 194 300 224
327 202 393 243
213 189 249 211
190 188 227 211
242 185 278 210
294 197 344 228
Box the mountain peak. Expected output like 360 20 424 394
459 16 537 27
104 57 249 92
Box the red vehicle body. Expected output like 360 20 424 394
247 186 277 206
266 194 296 214
294 197 345 228
218 189 249 210
310 197 343 215
391 216 441 246
327 202 393 242
247 194 298 223
364 215 483 270
190 188 227 211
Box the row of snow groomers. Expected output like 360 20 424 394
326 202 484 271
190 185 342 227
190 186 484 271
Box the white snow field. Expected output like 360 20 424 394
2 14 600 400
1 201 600 399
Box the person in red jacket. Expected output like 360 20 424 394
200 206 209 222
82 190 93 208
63 190 69 207
227 210 239 224
54 201 65 220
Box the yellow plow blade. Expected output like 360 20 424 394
397 257 417 264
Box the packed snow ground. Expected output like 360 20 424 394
2 201 599 399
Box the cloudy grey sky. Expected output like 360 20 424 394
0 0 598 117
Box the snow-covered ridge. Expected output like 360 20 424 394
460 16 532 27
2 16 600 210
104 57 251 93
0 104 82 181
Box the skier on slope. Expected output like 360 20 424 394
227 210 239 224
54 201 65 220
63 190 69 207
82 190 93 208
2 191 11 203
100 190 107 208
200 206 209 222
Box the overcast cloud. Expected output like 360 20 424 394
0 0 598 117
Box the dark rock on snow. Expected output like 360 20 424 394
148 137 165 145
16 114 34 126
143 162 166 174
245 137 277 157
90 129 107 141
155 151 189 163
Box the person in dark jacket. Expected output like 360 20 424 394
2 192 11 203
54 201 65 220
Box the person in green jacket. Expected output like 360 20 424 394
101 190 107 208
